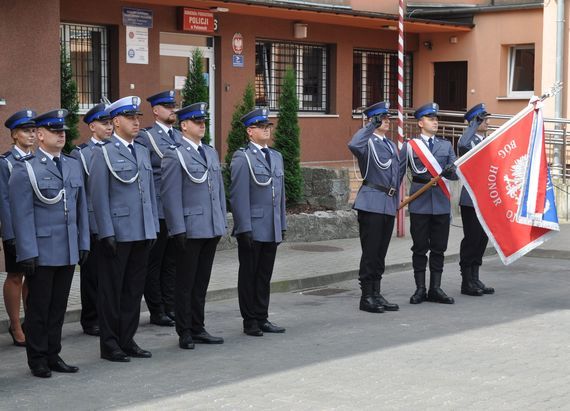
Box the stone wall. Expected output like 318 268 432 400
301 167 351 210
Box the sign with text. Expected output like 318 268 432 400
180 8 215 33
232 55 244 67
123 7 153 28
126 26 149 65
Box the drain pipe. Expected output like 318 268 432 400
553 0 565 177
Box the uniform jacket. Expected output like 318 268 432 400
0 148 31 241
230 142 287 243
161 139 227 239
348 122 405 216
136 123 182 219
457 122 484 207
70 140 100 235
89 135 159 242
9 152 89 265
399 136 458 215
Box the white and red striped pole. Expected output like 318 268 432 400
396 0 406 237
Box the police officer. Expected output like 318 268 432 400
400 103 457 305
137 90 181 327
348 102 402 313
230 108 287 337
458 103 494 296
90 96 159 362
161 102 226 349
9 109 89 378
69 103 113 336
1 109 36 347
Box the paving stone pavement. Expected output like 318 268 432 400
1 254 569 410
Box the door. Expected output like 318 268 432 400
433 61 467 121
159 35 215 147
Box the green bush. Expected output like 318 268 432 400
181 49 210 144
60 47 80 153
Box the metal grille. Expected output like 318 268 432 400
256 40 329 112
352 49 413 113
60 23 109 112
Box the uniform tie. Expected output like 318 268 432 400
128 143 137 161
53 156 62 175
167 129 175 143
428 137 434 152
383 138 393 154
261 147 271 169
197 145 207 163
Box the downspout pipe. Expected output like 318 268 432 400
553 0 565 176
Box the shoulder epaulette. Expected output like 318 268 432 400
167 143 181 150
18 154 34 161
100 140 111 145
77 143 89 150
134 140 146 146
143 126 152 131
2 150 12 158
62 153 75 158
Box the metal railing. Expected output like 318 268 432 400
387 108 570 183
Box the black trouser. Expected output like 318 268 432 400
175 236 220 336
80 235 99 329
459 206 488 270
98 240 150 355
237 239 279 327
25 265 75 370
144 219 176 315
357 210 395 284
410 213 450 275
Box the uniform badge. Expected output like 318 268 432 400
169 90 174 97
27 110 33 118
252 149 257 153
41 157 47 162
115 142 120 147
58 110 64 117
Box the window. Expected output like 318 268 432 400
255 40 329 112
60 23 110 112
352 49 413 113
508 44 534 97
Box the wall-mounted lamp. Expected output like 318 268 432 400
380 25 398 31
293 22 308 39
423 41 432 50
0 98 6 106
209 6 229 12
449 36 458 44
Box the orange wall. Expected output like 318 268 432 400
413 8 543 116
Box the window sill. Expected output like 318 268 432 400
496 95 533 101
268 113 339 118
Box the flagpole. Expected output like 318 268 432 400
396 0 406 237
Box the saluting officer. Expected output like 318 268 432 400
458 103 494 296
161 102 226 349
400 103 457 305
137 90 181 327
70 103 113 336
348 102 403 313
1 109 36 347
90 96 159 362
9 109 89 378
230 108 287 337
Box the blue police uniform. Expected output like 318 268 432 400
400 102 458 305
230 108 287 336
1 109 35 273
458 103 494 295
136 90 181 326
161 102 227 347
89 96 159 361
348 101 404 313
9 109 89 377
68 102 110 335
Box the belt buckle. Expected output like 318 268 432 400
388 187 396 197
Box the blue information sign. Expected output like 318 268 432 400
123 7 153 28
232 55 244 68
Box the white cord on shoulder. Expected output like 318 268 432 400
243 150 272 186
78 149 90 176
355 138 392 181
175 148 208 184
24 160 65 204
407 140 427 174
5 158 13 175
144 129 164 159
101 145 139 184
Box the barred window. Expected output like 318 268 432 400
60 23 109 112
352 49 413 113
256 40 329 112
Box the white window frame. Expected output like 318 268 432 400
508 44 535 99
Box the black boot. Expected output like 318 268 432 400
360 282 384 313
410 272 427 304
472 265 494 294
373 281 399 311
460 266 484 296
427 272 454 304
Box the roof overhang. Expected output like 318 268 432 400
133 0 473 33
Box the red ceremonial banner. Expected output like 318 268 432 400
455 105 556 265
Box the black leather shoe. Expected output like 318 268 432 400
123 343 152 358
179 334 195 349
150 313 175 327
461 284 484 296
191 330 224 344
48 358 79 373
243 326 263 337
410 287 427 304
258 321 286 333
101 349 130 362
83 325 100 336
166 311 176 322
376 294 399 311
30 365 52 378
427 288 455 304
